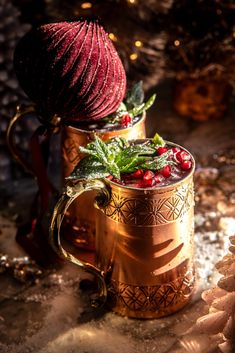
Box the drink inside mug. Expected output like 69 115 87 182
50 133 195 319
107 144 192 188
68 133 194 189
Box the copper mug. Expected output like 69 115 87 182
61 115 146 251
6 106 146 258
50 142 195 319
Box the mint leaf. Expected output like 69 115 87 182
79 145 100 158
143 94 156 111
119 156 151 173
106 137 129 155
129 94 156 118
125 81 144 109
129 103 145 118
116 102 128 113
152 132 165 147
115 144 155 173
79 136 121 178
68 157 109 180
140 151 176 171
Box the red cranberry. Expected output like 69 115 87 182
181 160 192 171
131 169 144 178
155 173 164 184
121 114 132 127
142 178 156 187
142 170 155 187
106 175 113 180
172 147 180 153
157 146 168 155
160 165 171 178
143 170 155 180
155 174 164 184
175 150 191 163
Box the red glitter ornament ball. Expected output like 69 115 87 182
14 20 126 122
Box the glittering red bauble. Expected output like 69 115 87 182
14 20 126 122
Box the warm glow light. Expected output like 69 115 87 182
128 0 136 4
81 2 92 9
134 40 142 48
174 40 180 47
130 53 138 61
108 33 118 42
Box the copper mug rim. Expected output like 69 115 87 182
67 139 195 193
63 112 146 135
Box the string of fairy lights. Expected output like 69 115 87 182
73 0 187 68
78 1 144 62
16 0 235 90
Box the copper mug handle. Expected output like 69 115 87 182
6 105 58 216
6 105 61 174
6 104 37 175
49 179 111 307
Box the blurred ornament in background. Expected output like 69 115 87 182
173 78 231 121
14 19 126 123
166 0 235 121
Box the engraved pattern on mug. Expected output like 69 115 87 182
103 181 194 226
95 173 195 318
108 271 194 314
62 137 81 166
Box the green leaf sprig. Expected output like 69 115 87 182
68 134 176 181
103 81 156 124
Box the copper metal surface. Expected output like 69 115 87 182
50 143 195 318
61 114 146 250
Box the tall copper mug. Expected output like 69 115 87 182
50 142 195 319
61 114 146 250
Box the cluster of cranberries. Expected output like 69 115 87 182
121 114 133 128
107 145 193 188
